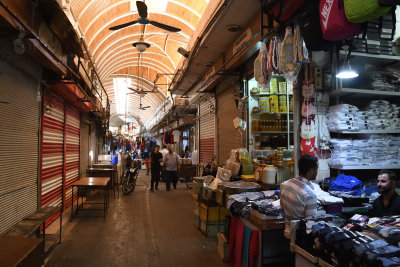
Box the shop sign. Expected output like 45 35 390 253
233 28 252 55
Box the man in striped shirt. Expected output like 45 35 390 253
280 155 319 220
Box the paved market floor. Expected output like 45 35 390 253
46 171 227 267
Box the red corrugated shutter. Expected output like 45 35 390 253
41 91 64 220
64 106 80 208
40 91 81 227
199 98 215 164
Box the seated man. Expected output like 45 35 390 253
280 155 319 220
371 170 400 217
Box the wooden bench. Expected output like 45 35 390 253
2 206 62 258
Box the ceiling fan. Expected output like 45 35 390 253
128 87 158 96
109 1 181 32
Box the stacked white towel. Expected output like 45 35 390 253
327 101 400 131
329 136 400 167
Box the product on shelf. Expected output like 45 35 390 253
329 136 400 167
259 96 270 113
278 82 287 94
270 78 278 94
270 95 279 113
327 101 400 131
279 95 287 113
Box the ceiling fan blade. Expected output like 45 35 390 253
128 87 139 92
149 20 181 32
143 106 150 109
136 1 148 19
109 20 138 31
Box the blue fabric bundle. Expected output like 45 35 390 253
329 174 364 197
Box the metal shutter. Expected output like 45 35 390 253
199 98 215 164
217 88 242 163
40 91 63 224
65 106 80 208
0 61 39 234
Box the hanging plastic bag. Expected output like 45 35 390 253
254 48 264 86
301 100 315 118
316 158 330 182
279 27 297 73
261 42 271 86
301 120 317 139
301 137 316 156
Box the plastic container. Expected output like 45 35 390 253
255 164 264 182
278 82 287 94
279 95 287 113
259 97 270 113
270 78 278 94
263 165 277 184
111 154 118 164
269 95 279 113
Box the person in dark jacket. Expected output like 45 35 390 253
150 145 163 192
371 170 400 217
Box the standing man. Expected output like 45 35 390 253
160 145 168 181
371 170 400 217
163 145 180 191
280 155 319 219
150 145 163 192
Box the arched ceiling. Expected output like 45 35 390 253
68 0 210 124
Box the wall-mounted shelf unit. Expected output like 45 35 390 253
339 50 400 65
330 130 400 134
330 165 400 170
331 88 400 98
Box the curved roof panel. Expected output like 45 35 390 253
68 0 209 124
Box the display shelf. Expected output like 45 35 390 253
253 131 293 134
330 165 400 170
330 129 400 134
340 50 400 65
251 93 293 97
331 88 400 97
256 112 293 115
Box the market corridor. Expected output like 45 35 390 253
46 171 226 267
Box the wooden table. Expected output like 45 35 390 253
0 236 43 267
86 168 117 196
178 164 197 188
71 177 110 220
92 163 113 169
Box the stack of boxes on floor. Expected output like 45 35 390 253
192 176 231 237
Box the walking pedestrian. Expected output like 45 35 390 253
150 145 163 192
163 145 180 191
160 145 168 182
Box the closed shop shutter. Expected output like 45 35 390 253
199 98 215 164
0 62 39 234
40 91 64 225
65 106 80 208
217 88 242 163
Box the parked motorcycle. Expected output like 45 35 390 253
121 154 140 195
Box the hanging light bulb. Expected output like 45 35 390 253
132 37 150 53
336 45 358 79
